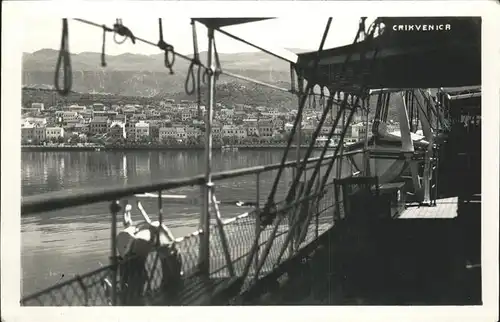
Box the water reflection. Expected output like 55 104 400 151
21 149 351 297
21 150 293 295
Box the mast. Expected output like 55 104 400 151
199 25 216 274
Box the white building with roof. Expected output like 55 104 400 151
135 121 150 140
45 127 65 140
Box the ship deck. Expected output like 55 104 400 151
399 197 459 219
246 192 482 306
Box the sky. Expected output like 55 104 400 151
23 17 373 56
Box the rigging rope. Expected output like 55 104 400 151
101 25 110 67
285 17 384 250
262 17 382 228
74 18 208 68
320 87 325 109
372 92 383 134
71 18 211 99
54 18 72 96
254 18 384 277
382 92 390 122
113 19 136 45
211 38 222 80
413 90 437 132
67 18 338 103
273 93 351 264
259 17 333 228
421 89 447 131
158 18 176 74
185 19 201 95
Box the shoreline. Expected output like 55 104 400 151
21 144 333 152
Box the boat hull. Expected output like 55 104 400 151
345 134 429 183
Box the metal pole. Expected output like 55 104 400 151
109 200 120 306
158 190 163 227
254 173 260 274
291 93 302 256
211 192 235 276
336 103 345 179
315 167 321 239
363 98 370 176
199 26 216 275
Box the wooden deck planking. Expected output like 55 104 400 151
399 197 459 219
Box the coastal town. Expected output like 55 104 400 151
21 87 400 149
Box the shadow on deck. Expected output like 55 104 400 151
246 194 481 306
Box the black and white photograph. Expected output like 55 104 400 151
1 2 499 322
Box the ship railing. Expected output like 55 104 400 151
21 150 362 306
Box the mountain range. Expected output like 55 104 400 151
22 48 310 99
22 48 404 119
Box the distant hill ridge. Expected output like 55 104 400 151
22 48 312 97
22 47 404 120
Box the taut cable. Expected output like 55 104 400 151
54 18 73 96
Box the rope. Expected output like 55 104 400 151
273 94 349 264
183 20 206 120
75 275 89 306
295 17 384 224
74 17 209 104
101 25 109 67
320 87 325 109
157 18 175 74
407 91 413 131
320 19 380 187
113 19 136 45
69 18 346 103
54 18 72 96
185 20 200 94
259 17 333 227
267 18 381 228
421 89 447 130
413 90 437 132
212 37 222 80
382 92 390 122
372 92 383 134
184 19 206 115
73 18 207 68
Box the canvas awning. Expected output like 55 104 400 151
296 17 481 91
439 86 481 113
193 18 274 29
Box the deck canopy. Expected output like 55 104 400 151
440 86 481 114
296 17 481 93
193 18 274 29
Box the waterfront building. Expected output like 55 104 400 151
21 123 34 142
45 126 64 140
22 117 47 127
159 127 177 141
92 103 105 111
62 111 79 123
65 104 86 112
185 126 200 139
244 122 259 137
109 121 126 140
89 116 110 135
222 125 247 139
257 119 273 138
33 125 46 142
32 102 45 111
135 121 150 141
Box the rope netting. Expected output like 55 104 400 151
32 17 385 306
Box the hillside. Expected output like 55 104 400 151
22 49 295 97
22 48 404 119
